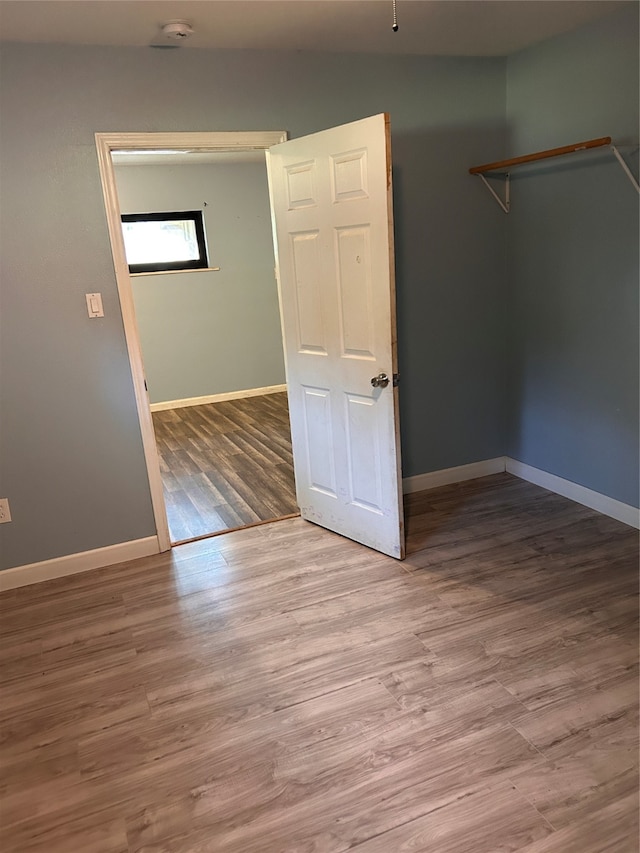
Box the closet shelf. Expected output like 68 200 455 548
469 136 639 213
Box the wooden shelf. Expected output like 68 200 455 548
468 136 638 213
469 137 612 175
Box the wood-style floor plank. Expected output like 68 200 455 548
0 474 637 852
152 392 298 542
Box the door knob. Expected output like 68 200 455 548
371 373 389 388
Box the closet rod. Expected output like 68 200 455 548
469 136 612 175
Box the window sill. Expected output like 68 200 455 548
130 267 221 277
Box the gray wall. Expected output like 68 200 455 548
0 44 506 569
506 3 639 507
114 162 285 404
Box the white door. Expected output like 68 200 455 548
266 113 404 559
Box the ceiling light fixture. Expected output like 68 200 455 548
159 21 194 42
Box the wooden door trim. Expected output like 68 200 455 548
95 131 288 552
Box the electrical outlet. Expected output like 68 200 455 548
0 498 11 523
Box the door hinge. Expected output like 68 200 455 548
393 373 400 387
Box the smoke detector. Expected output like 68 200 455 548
160 21 194 42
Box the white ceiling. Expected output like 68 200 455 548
0 0 627 57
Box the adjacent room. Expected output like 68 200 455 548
0 2 638 851
113 152 297 542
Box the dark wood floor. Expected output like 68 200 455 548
0 474 638 853
152 392 298 542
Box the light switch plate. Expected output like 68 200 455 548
86 293 104 318
0 498 11 523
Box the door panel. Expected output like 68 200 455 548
345 392 383 513
267 113 404 558
302 385 337 498
291 231 326 354
336 225 375 359
331 149 368 201
285 160 318 208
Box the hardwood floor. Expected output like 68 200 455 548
152 392 298 542
0 474 638 853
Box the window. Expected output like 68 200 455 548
121 210 209 273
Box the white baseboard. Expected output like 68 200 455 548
505 458 640 530
403 456 639 530
0 536 160 591
402 457 506 494
3 458 635 592
150 384 287 412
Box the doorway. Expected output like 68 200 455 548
109 144 297 544
96 131 292 551
97 117 404 560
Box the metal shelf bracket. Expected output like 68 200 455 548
477 173 510 214
610 145 640 194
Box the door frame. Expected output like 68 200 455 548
95 131 288 552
